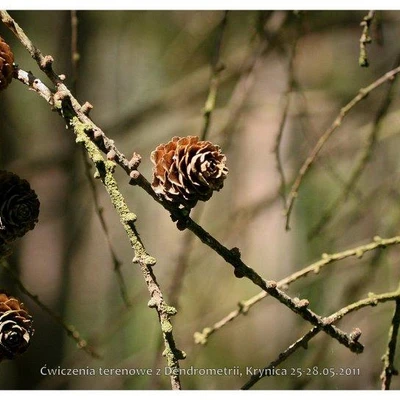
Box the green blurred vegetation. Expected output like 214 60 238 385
1 10 400 390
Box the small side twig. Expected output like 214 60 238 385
0 258 101 359
201 10 228 141
359 11 375 67
285 64 400 230
185 218 363 353
381 295 400 390
273 20 300 207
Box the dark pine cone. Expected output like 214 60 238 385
0 292 34 362
150 136 228 211
0 171 40 244
0 36 14 92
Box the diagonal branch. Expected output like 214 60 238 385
284 64 400 230
195 235 400 344
242 286 400 389
273 13 301 207
359 11 375 67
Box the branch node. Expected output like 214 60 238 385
122 212 137 224
234 267 245 278
164 305 178 316
355 249 364 259
295 298 310 309
176 217 189 231
267 280 277 289
147 299 157 308
81 101 93 115
129 170 141 184
107 149 116 161
349 327 362 343
238 301 249 315
93 129 103 140
194 328 212 345
40 54 54 70
161 320 173 333
175 349 187 360
129 152 142 170
230 247 241 258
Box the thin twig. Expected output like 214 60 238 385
359 11 375 67
273 14 301 207
0 258 101 359
195 235 400 344
381 294 400 390
285 64 400 230
185 218 363 353
201 10 228 141
308 55 400 239
295 87 363 201
242 286 400 389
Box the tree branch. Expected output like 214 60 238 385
359 11 375 67
242 286 400 389
201 10 228 141
285 63 400 230
195 235 400 344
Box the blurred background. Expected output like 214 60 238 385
1 10 400 390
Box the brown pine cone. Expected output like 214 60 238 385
0 292 34 361
150 136 228 211
0 36 14 92
0 171 40 244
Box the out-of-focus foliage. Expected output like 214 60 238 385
1 10 400 390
